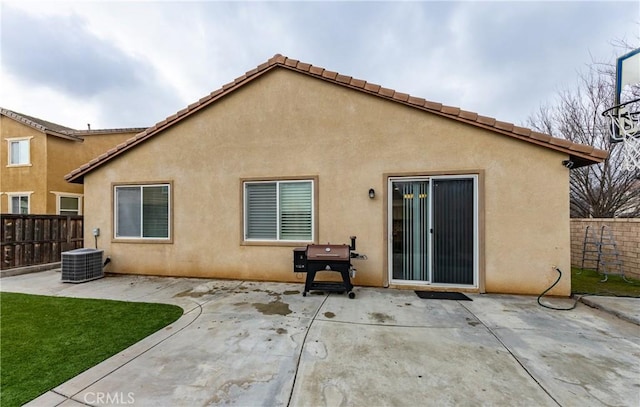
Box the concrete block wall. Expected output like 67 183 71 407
570 218 640 279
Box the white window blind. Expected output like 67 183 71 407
245 183 277 239
279 182 312 240
245 180 313 241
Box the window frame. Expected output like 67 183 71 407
6 137 32 166
242 177 317 245
51 192 83 215
7 192 32 214
112 182 173 243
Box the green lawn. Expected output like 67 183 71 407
572 267 640 297
0 292 183 407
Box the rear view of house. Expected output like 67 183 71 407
66 54 607 296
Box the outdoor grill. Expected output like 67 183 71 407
295 236 364 299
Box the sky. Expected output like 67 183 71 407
1 1 638 130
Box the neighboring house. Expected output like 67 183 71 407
1 108 145 215
66 54 608 296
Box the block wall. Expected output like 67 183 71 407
570 218 640 279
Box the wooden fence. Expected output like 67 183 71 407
1 215 84 270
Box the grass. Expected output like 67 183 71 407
572 267 640 297
0 292 183 407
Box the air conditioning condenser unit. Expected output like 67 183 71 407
61 248 104 283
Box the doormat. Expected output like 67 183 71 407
415 291 472 301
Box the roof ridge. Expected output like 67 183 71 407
65 54 608 183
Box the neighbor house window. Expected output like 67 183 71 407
9 194 30 214
114 184 170 239
7 138 31 166
244 180 313 241
51 192 83 215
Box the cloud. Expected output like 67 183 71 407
2 6 140 97
0 1 637 129
1 4 180 127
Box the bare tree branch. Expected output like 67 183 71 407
527 44 640 218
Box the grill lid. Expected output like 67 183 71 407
306 244 350 261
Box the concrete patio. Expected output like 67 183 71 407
1 270 638 406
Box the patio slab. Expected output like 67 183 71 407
1 271 638 407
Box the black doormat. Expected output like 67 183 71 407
415 291 472 301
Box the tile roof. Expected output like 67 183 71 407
1 108 146 140
1 108 81 140
65 54 609 183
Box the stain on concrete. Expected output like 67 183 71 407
283 290 300 295
173 289 210 298
323 312 336 319
466 317 481 327
233 302 248 306
205 374 276 405
252 300 292 316
276 328 288 334
369 312 396 323
323 383 346 406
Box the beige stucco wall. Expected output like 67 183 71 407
46 131 138 214
83 68 572 295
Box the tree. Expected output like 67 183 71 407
527 48 640 218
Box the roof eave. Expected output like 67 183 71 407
65 54 608 182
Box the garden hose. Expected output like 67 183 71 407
537 267 581 311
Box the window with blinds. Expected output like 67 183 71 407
114 184 170 239
244 180 313 241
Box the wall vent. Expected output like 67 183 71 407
61 248 104 283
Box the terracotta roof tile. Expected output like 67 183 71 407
570 143 595 154
424 101 442 111
309 66 324 76
322 70 339 80
364 83 381 93
350 78 367 88
408 96 426 106
476 115 496 126
458 110 479 121
336 74 352 84
441 106 461 116
221 81 236 91
530 132 552 142
65 53 608 183
495 121 514 131
548 137 573 148
378 87 395 97
392 92 410 102
512 126 531 136
245 67 259 77
233 74 248 84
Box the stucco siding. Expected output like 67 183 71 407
1 116 47 213
83 69 571 295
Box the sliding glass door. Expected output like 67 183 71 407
389 176 477 286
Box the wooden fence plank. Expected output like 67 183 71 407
0 215 83 270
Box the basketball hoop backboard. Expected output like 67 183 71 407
615 48 640 105
602 48 640 171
